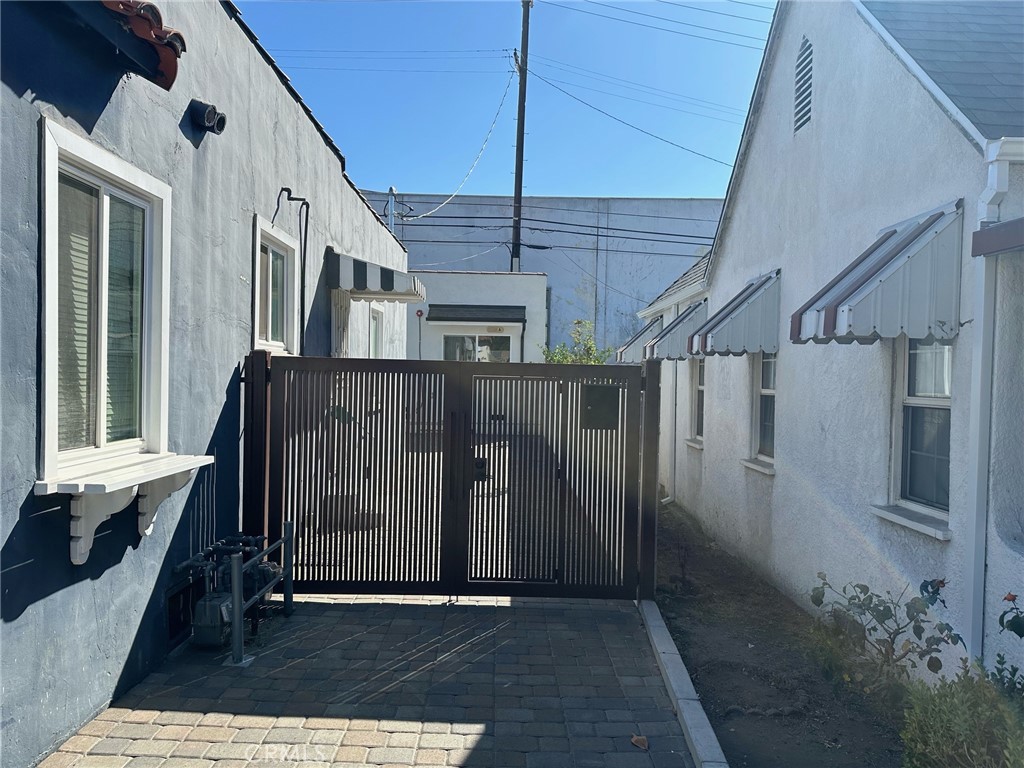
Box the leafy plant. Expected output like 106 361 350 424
542 320 615 365
810 573 964 696
999 592 1024 639
988 653 1024 712
902 660 1024 768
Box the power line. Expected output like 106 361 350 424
398 215 716 240
401 71 516 220
414 243 507 267
531 55 746 114
724 0 776 11
537 75 744 125
399 221 714 246
268 47 510 53
530 70 733 167
399 239 699 258
540 1 764 51
273 53 509 61
653 0 771 24
543 248 648 302
584 0 766 41
286 66 511 74
364 197 723 223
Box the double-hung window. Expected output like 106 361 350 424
369 308 383 359
691 357 705 440
899 338 951 513
755 352 776 460
253 216 299 354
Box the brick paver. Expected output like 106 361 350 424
47 596 693 767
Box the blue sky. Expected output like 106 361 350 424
236 0 773 198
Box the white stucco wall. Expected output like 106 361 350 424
663 0 1023 665
406 271 548 362
363 193 722 354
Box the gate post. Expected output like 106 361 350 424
242 349 271 538
639 359 661 600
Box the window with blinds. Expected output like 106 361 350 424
794 37 812 132
56 171 146 452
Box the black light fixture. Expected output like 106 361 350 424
189 99 227 135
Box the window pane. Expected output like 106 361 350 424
697 358 705 386
258 243 269 341
443 336 475 362
57 173 99 450
761 352 776 391
907 339 951 398
695 389 704 438
758 393 775 457
478 335 511 363
902 405 950 510
106 195 145 442
369 311 382 358
270 247 285 343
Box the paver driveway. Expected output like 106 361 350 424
45 596 694 768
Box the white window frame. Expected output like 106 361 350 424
442 332 514 363
369 306 384 359
252 215 300 355
40 118 171 482
690 357 705 442
891 337 952 518
751 351 776 462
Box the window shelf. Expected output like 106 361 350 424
869 504 951 541
684 438 704 451
36 452 214 565
741 457 776 476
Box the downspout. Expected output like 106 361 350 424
964 138 1022 662
520 320 526 363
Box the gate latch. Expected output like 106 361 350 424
473 457 490 482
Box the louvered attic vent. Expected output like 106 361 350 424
794 37 812 132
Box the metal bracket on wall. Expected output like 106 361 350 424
138 469 199 537
70 486 139 566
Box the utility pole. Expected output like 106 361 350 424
510 0 532 273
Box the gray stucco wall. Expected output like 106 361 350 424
0 3 406 765
666 0 1023 666
362 192 723 354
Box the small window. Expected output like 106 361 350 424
253 216 299 354
691 357 705 439
794 37 812 132
899 338 951 512
369 308 383 359
755 352 776 459
443 334 511 363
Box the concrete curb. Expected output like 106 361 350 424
639 599 730 768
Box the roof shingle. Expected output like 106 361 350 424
863 1 1024 139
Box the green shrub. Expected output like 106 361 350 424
809 574 963 700
902 661 1024 768
542 320 615 364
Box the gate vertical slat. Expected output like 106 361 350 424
638 360 662 600
242 349 271 538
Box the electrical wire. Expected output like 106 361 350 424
542 248 648 303
268 48 511 54
400 70 516 220
653 0 771 24
584 0 767 41
397 216 715 241
724 0 776 11
367 197 722 223
529 70 733 167
399 221 713 246
414 243 507 267
531 55 746 114
540 1 765 51
536 75 744 125
273 54 510 61
398 239 698 258
285 66 511 74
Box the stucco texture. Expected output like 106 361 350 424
667 0 1022 670
0 3 406 765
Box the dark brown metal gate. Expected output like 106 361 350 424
243 352 660 599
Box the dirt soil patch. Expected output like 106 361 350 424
656 504 903 768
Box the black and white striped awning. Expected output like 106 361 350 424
326 247 426 303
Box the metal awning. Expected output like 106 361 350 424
646 300 708 360
426 304 526 324
791 200 963 343
690 271 781 356
972 216 1023 258
616 317 662 363
327 247 426 303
